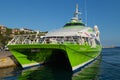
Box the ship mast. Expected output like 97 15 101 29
74 4 79 20
71 4 81 22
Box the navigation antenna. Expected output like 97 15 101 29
72 4 81 22
74 4 79 19
85 0 88 26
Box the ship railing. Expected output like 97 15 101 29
8 34 98 48
7 34 43 45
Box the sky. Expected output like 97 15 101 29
0 0 120 46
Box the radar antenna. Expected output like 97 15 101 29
71 4 81 22
74 4 80 20
85 0 88 26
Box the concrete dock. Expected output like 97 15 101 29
0 51 16 68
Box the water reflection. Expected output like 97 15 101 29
18 49 73 80
0 66 22 80
18 56 101 80
0 51 101 80
72 55 101 80
72 60 100 80
19 64 73 80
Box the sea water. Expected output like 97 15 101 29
0 47 120 80
99 47 120 80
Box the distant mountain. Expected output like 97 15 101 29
103 46 115 48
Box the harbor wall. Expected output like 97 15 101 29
0 51 16 68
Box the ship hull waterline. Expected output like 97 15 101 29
7 44 101 71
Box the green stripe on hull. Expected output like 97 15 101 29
8 44 102 68
11 50 36 65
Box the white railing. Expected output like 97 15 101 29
8 34 98 48
8 34 42 45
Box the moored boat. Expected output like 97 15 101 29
7 4 102 72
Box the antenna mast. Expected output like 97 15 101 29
71 4 82 22
85 0 88 26
74 4 79 19
74 4 81 20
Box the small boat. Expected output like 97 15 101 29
7 4 102 72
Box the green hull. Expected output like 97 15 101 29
7 44 102 70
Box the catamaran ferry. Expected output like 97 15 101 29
7 4 102 72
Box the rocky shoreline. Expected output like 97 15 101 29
0 51 16 68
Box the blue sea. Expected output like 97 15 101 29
0 47 120 80
99 47 120 80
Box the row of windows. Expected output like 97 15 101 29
41 36 100 46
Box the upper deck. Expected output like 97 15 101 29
7 4 101 48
